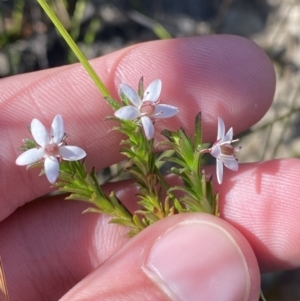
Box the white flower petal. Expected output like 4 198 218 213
143 79 161 102
221 155 238 171
51 114 64 144
120 84 141 107
16 148 44 165
217 117 225 141
114 106 140 120
60 146 86 160
153 104 179 119
141 116 154 140
210 143 221 159
31 118 49 147
221 128 233 144
44 156 59 184
216 159 224 184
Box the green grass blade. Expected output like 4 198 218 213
37 0 119 108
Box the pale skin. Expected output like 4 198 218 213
0 35 299 301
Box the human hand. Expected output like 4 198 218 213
1 35 298 301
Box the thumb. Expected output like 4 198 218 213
60 213 260 301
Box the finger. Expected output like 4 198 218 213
0 199 260 301
0 35 275 220
60 213 260 301
216 158 300 273
0 197 129 301
1 160 297 299
106 159 300 273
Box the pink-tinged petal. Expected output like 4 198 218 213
210 143 221 159
143 79 161 102
153 104 179 119
114 106 140 120
120 84 141 107
51 114 64 144
60 146 86 160
216 159 224 184
221 155 239 171
217 117 225 140
31 119 49 147
141 116 154 140
44 156 59 184
221 127 233 144
16 148 44 165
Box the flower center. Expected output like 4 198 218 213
44 143 60 156
220 144 235 156
140 101 155 116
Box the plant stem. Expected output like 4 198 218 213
37 0 109 98
260 289 267 301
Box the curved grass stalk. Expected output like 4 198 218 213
37 0 111 99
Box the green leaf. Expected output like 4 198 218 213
82 207 102 214
180 196 206 212
119 89 131 106
109 218 137 228
19 138 37 151
161 129 176 142
168 186 198 200
156 140 180 153
127 228 141 237
178 128 194 166
37 0 121 109
59 187 91 198
66 194 92 202
109 191 132 219
191 150 201 176
144 212 160 223
159 156 187 168
132 214 146 230
138 76 144 98
104 96 121 111
194 112 202 149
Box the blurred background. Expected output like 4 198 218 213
1 0 300 299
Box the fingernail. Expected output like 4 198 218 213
143 220 251 301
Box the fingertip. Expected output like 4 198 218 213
61 213 260 301
112 35 275 140
144 214 260 301
218 159 300 272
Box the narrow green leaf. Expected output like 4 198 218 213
178 128 194 165
159 156 188 168
132 214 146 230
168 186 197 199
194 112 202 148
66 194 92 202
109 218 136 228
37 0 121 110
160 129 175 142
143 212 160 223
59 187 91 197
104 96 121 111
109 191 133 219
89 167 106 198
127 228 141 237
138 76 144 98
19 138 37 151
82 207 103 214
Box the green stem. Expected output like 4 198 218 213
260 289 267 301
37 0 109 98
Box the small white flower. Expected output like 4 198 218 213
114 79 179 140
16 115 86 184
209 117 241 184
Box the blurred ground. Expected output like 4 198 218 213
1 0 300 300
